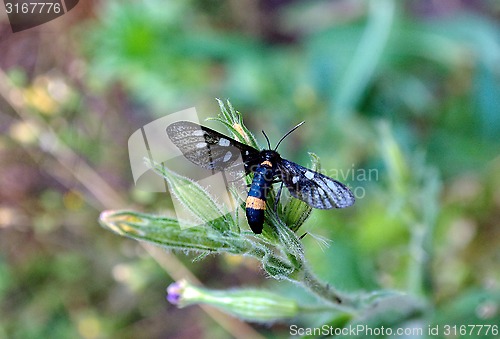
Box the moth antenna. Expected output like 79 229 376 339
274 121 305 151
262 130 272 149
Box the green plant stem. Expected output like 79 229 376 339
291 266 357 312
407 161 440 298
407 211 437 298
408 222 426 296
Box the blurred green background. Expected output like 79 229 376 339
1 0 499 338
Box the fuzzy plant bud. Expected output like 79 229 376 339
166 280 299 323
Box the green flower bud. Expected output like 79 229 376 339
167 280 299 323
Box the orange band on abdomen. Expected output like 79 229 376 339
246 196 266 210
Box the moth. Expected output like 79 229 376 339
166 121 355 234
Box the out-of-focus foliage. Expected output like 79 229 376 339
1 0 499 337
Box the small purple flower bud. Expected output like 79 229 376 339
166 281 185 305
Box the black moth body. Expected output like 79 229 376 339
244 151 278 233
166 121 355 234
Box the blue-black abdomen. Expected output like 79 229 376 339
245 163 274 233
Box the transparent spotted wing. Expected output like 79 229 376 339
277 159 355 209
167 121 355 212
166 121 260 174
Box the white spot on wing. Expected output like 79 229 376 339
223 151 232 162
192 130 205 136
218 138 230 146
304 171 314 180
326 180 337 191
292 176 299 184
196 142 207 148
